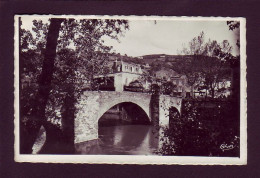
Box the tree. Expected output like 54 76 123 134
161 81 177 95
227 21 240 48
20 18 63 154
173 55 201 97
20 17 129 153
173 32 233 98
157 29 240 157
226 21 240 100
157 99 240 156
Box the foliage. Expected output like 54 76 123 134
157 98 240 156
20 18 64 154
173 32 233 98
156 23 241 157
227 21 240 48
161 81 177 95
20 50 42 116
227 21 240 31
20 17 129 153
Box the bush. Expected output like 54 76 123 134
157 98 240 157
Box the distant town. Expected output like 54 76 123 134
81 52 232 98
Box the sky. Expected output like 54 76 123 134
20 16 240 57
103 20 240 57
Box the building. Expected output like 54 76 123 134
90 53 192 96
153 68 191 97
112 59 144 91
94 58 145 92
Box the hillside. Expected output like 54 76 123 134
141 54 190 64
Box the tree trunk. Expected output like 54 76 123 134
20 18 63 154
40 88 76 154
211 86 215 98
39 122 63 154
60 87 76 154
191 85 195 98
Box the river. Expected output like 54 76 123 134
32 103 160 155
75 125 159 155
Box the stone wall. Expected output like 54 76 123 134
75 94 100 143
75 91 152 143
75 91 182 144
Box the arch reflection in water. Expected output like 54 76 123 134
76 102 159 155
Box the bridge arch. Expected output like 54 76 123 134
98 102 151 126
75 91 182 144
97 100 151 124
75 91 152 143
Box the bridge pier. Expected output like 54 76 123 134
150 94 160 126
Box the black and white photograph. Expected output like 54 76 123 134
14 15 247 164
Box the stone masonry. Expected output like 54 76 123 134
75 91 182 143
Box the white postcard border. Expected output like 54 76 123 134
14 15 247 165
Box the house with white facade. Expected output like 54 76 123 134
94 58 146 92
112 59 144 91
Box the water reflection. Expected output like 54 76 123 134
75 125 159 155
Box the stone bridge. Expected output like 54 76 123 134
75 91 182 143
